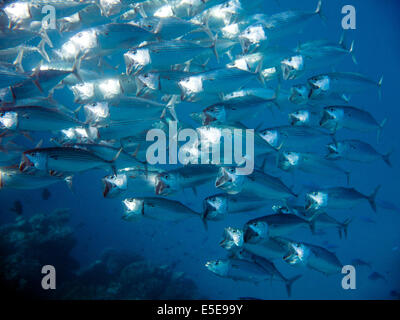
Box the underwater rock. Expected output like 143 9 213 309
0 211 202 299
0 209 78 298
60 251 202 300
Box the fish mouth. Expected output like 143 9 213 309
243 225 258 243
326 144 339 159
103 180 111 198
283 252 293 261
155 179 167 195
305 199 315 211
215 171 230 188
19 154 33 172
289 114 299 125
203 113 217 126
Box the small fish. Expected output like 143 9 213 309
243 213 314 244
102 168 159 198
179 65 264 101
205 257 300 296
19 146 122 175
283 240 343 275
257 125 333 153
277 151 350 185
191 89 275 125
10 200 23 215
368 272 386 282
42 188 51 200
308 72 383 100
124 40 217 75
320 106 386 141
202 193 271 222
56 22 156 61
239 1 323 52
351 258 371 269
0 166 71 190
282 38 356 80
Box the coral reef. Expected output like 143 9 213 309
0 211 202 299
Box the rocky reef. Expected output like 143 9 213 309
0 210 201 299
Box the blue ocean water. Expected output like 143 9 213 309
0 0 400 300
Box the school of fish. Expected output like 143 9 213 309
0 0 393 297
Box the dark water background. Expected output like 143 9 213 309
1 0 400 299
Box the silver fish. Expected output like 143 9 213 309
326 139 392 167
19 146 121 174
320 106 386 141
0 105 83 132
155 164 219 196
305 186 381 213
122 197 200 222
283 240 343 275
102 168 159 198
215 167 297 200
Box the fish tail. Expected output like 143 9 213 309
382 150 393 168
255 60 265 87
349 40 358 65
39 28 53 49
285 275 302 297
72 55 83 83
368 185 381 213
308 219 316 235
64 176 74 193
377 118 387 144
315 0 326 21
211 37 219 64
